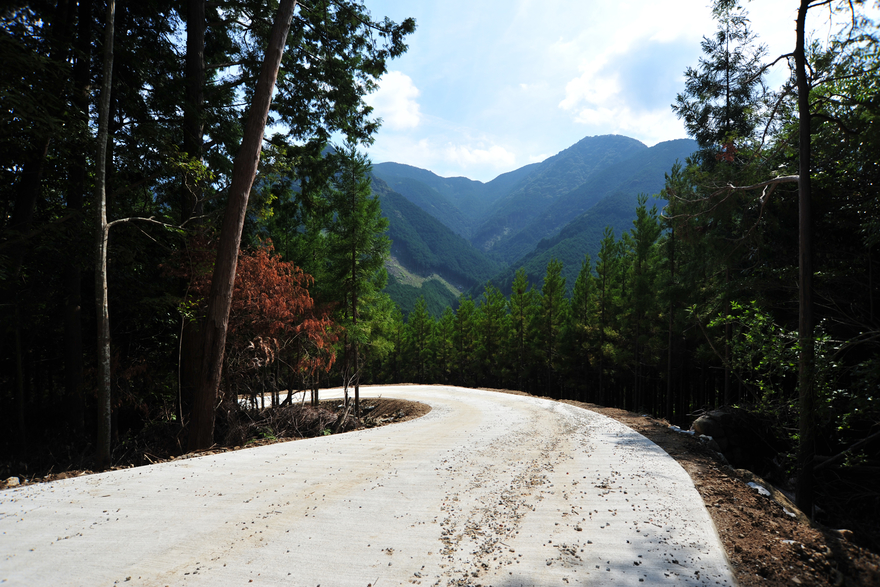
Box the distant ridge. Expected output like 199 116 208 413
491 138 698 263
371 134 697 312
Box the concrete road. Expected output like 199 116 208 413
1 386 734 586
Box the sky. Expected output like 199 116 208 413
358 0 869 182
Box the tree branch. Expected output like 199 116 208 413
713 175 799 196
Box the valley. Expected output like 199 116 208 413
372 134 697 313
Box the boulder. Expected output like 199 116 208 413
691 407 783 476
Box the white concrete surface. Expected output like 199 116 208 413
0 385 734 586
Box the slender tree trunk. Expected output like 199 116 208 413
794 0 816 517
667 217 675 421
599 272 606 406
64 0 93 433
94 0 116 470
352 234 360 418
724 268 731 406
14 319 26 445
190 0 298 451
182 0 205 222
869 247 874 322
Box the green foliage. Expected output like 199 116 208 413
384 274 460 318
0 0 415 459
475 283 511 386
672 0 767 164
531 259 569 396
453 296 479 387
471 135 648 258
372 178 501 294
402 297 434 383
708 301 798 403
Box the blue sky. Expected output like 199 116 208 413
360 0 869 182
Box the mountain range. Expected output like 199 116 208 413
371 134 697 315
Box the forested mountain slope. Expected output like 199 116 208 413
372 174 473 238
374 135 695 303
372 162 499 220
371 160 544 237
479 190 647 296
372 178 501 313
491 139 697 263
469 135 647 255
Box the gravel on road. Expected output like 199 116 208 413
0 386 733 586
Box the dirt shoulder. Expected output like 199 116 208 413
479 387 880 587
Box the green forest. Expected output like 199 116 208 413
2 0 879 549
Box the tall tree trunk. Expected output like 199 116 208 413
667 217 675 421
724 269 731 406
64 0 93 433
94 0 116 471
190 0 298 451
14 319 26 445
0 0 72 371
794 0 816 517
182 0 205 222
352 234 360 418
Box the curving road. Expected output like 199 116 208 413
1 386 734 586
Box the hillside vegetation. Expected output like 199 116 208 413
373 136 696 306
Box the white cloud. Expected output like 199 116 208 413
443 143 516 170
366 70 422 131
558 56 619 112
570 104 685 146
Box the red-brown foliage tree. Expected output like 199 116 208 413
170 236 337 412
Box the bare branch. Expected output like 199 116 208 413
106 215 178 231
713 175 799 196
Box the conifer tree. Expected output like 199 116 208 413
326 144 390 415
404 297 434 383
566 254 595 401
453 297 478 387
534 259 569 398
628 195 662 410
476 283 510 387
595 227 620 404
508 269 536 392
430 307 456 384
672 0 767 165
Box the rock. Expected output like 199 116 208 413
698 434 722 453
692 415 725 440
5 476 20 487
829 528 854 542
690 407 783 475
